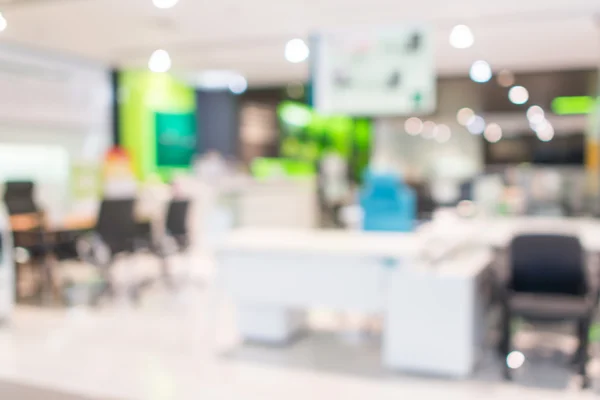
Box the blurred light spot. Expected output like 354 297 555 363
536 122 554 142
0 13 7 32
467 115 485 135
434 124 451 143
286 82 305 99
457 108 475 126
484 123 502 143
526 105 544 124
14 247 29 264
509 86 529 105
507 351 525 369
404 117 423 135
469 60 492 83
148 49 171 73
153 0 179 9
228 74 247 95
279 103 312 127
285 39 309 63
422 121 437 139
449 25 474 49
497 69 514 88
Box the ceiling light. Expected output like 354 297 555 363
526 105 545 124
469 60 492 83
434 124 452 143
484 123 502 143
422 121 437 139
285 39 309 63
153 0 179 9
457 107 475 126
497 69 514 88
0 13 7 32
228 74 248 95
148 49 171 73
507 351 525 370
449 25 474 49
508 86 529 105
467 115 485 135
404 117 423 136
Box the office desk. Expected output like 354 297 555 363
217 228 492 378
456 217 600 252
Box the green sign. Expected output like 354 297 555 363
155 112 196 167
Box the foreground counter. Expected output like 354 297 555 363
216 228 493 378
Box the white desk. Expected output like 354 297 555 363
216 228 492 378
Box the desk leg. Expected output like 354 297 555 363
237 305 304 344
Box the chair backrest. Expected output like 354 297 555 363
96 198 136 254
3 181 38 215
166 199 190 237
510 234 586 296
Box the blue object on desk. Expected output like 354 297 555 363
360 172 416 232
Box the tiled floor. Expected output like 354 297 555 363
0 253 599 399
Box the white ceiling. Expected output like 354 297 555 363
0 0 599 86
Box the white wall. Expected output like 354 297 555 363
0 44 112 217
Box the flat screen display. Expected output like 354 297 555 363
485 133 584 166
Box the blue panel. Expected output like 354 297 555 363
360 171 416 232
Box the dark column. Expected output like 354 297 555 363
195 90 239 157
110 69 120 146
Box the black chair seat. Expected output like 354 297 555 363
509 293 594 320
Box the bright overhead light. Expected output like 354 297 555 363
509 86 529 105
484 123 502 143
285 39 309 63
449 25 474 49
457 107 475 126
0 13 7 32
469 60 492 83
153 0 179 9
507 351 525 370
467 115 485 135
148 49 172 73
526 105 545 124
404 117 423 136
228 74 248 95
434 124 452 143
497 69 514 88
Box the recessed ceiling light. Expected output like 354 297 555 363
153 0 179 9
509 86 529 105
449 25 474 49
148 49 171 73
470 60 492 83
285 39 309 63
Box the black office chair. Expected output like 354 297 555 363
497 234 598 388
153 199 191 289
3 181 53 301
76 198 139 303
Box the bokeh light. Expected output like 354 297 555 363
484 123 502 143
509 86 529 105
449 25 474 49
457 108 475 126
404 117 423 136
469 60 492 83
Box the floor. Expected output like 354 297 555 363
1 253 600 399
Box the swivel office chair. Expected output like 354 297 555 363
153 199 191 289
497 234 598 388
77 198 139 304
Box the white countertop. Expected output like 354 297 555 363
217 228 422 258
